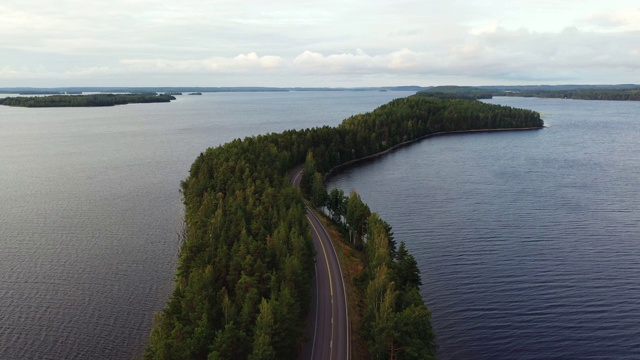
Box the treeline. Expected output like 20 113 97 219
417 86 495 99
145 134 317 359
309 183 438 359
419 85 640 101
503 88 640 101
335 95 542 161
145 94 542 359
0 93 175 107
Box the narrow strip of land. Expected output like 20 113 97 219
291 167 349 360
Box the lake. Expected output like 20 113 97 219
327 97 640 359
0 90 414 360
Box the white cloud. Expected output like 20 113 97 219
119 52 286 73
469 22 501 36
1 1 639 86
579 7 640 31
292 49 440 74
293 50 375 74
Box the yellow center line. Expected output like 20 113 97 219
306 213 334 360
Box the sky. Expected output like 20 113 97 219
1 0 639 87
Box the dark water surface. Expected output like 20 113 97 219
0 91 414 360
328 97 640 359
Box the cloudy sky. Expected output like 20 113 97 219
1 0 638 87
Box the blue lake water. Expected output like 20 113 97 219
327 97 640 359
0 91 414 360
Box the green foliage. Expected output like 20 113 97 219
0 93 175 107
311 172 328 208
394 242 422 292
418 85 495 99
360 217 437 359
145 94 543 359
327 188 347 224
345 191 371 249
248 299 276 360
367 213 392 272
207 322 249 360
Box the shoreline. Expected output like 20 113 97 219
325 126 544 180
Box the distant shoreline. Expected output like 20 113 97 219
0 86 427 94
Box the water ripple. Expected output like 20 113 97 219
328 98 640 359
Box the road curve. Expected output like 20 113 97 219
290 167 349 360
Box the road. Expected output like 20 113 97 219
290 167 349 360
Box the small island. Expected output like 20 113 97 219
0 93 176 108
188 92 203 95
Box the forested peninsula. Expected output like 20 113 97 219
144 94 543 359
0 93 175 107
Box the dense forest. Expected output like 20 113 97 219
0 93 175 107
417 86 495 99
144 94 543 359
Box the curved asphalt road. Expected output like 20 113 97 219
290 167 349 360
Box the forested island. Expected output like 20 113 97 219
0 93 175 107
144 94 543 359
